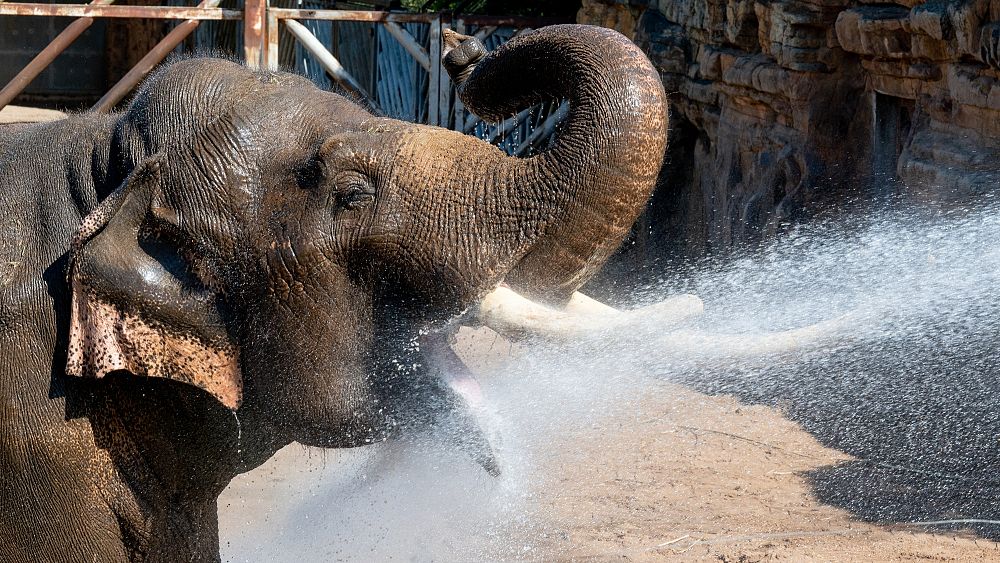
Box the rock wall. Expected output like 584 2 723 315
580 0 1000 259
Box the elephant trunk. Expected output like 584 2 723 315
445 25 668 306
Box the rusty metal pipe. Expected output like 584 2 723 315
283 19 373 104
0 4 239 19
265 9 566 27
0 0 115 111
92 0 220 113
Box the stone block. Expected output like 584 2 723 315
946 62 999 109
901 127 1000 202
725 0 759 51
910 1 953 41
949 0 992 59
657 0 728 44
635 8 690 75
577 0 640 38
836 5 912 58
699 43 758 78
911 34 956 60
623 2 1000 253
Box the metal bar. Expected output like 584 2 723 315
461 105 528 136
268 9 435 23
92 0 221 113
515 100 567 155
489 106 531 142
0 4 240 19
265 10 279 70
383 21 429 72
283 18 376 110
510 27 535 40
0 0 115 111
266 8 564 27
427 15 440 126
243 0 266 68
459 16 563 26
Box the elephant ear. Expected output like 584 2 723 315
66 155 242 409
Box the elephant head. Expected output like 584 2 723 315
65 25 668 454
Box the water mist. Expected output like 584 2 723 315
220 198 1000 560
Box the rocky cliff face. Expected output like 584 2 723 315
579 0 1000 259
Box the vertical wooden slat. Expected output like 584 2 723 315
243 0 267 68
265 11 279 70
284 18 375 109
427 15 440 126
106 0 165 88
437 21 451 129
383 21 430 71
451 19 466 130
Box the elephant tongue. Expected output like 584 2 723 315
421 331 484 406
419 331 498 476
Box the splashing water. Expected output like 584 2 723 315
219 198 1000 560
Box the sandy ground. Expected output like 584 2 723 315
514 385 1000 562
219 330 1000 562
0 105 66 124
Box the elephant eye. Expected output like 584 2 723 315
339 187 375 210
334 173 375 210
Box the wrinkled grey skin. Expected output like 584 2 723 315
0 25 666 562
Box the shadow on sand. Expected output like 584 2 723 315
679 311 1000 540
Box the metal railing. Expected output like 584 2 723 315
0 3 568 151
0 0 242 110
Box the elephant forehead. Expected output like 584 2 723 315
393 126 502 171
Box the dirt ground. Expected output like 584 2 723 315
221 330 1000 562
515 384 1000 562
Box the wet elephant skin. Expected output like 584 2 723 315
0 25 666 562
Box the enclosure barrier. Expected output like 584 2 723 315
0 3 568 149
0 0 243 110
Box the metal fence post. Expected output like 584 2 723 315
92 0 221 112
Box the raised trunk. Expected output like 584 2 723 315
448 25 668 305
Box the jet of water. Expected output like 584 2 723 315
220 197 1000 560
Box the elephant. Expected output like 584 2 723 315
0 25 669 562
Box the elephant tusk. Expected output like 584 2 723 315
473 286 705 343
563 291 622 316
649 313 857 361
474 286 582 342
472 286 854 360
